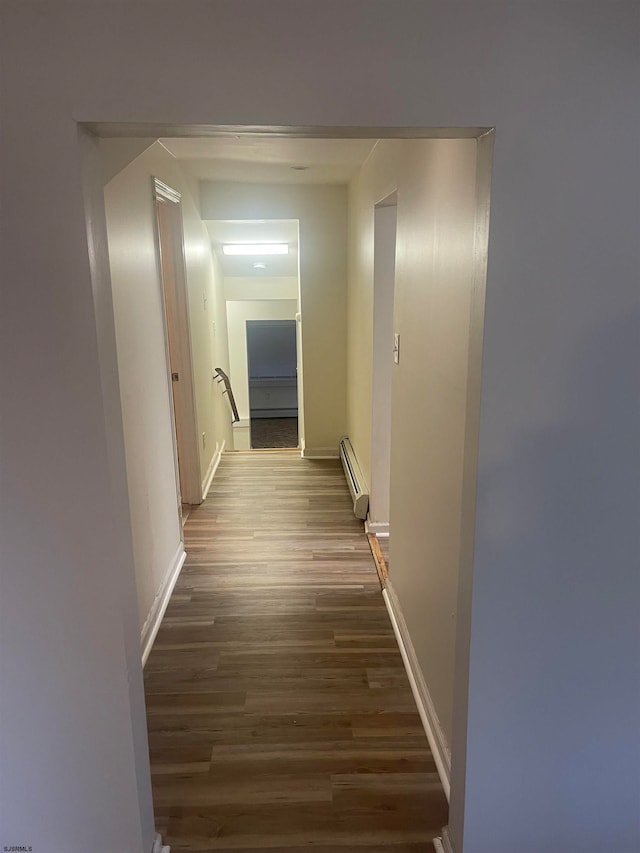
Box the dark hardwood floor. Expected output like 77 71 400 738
144 451 448 851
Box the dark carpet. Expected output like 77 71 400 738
250 417 299 449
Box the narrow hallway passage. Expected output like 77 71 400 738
144 451 448 851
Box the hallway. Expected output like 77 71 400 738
144 451 448 851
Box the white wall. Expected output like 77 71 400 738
1 4 638 853
104 141 231 635
0 129 156 853
201 182 348 457
348 137 480 759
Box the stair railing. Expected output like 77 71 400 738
214 367 240 423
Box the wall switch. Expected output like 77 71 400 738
393 333 400 364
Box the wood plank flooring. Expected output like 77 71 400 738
144 451 447 851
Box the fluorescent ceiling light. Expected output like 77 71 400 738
253 262 267 270
222 243 288 256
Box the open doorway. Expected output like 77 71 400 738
204 217 303 451
95 128 493 853
247 319 299 448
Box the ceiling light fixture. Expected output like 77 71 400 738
222 243 288 256
253 262 267 270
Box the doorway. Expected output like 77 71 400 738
90 125 492 853
207 217 303 451
246 319 299 448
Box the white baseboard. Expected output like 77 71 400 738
302 446 339 459
201 439 225 501
383 581 451 801
141 544 187 667
152 833 160 853
433 835 455 853
440 827 455 853
365 517 390 537
152 832 170 853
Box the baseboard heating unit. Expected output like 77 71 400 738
339 436 369 519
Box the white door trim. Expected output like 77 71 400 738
369 194 397 530
153 176 202 507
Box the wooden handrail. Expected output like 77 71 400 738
214 367 240 423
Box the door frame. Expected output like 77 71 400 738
153 177 202 508
246 318 299 427
369 192 398 538
81 124 493 850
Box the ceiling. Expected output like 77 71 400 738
206 219 299 277
164 138 375 277
160 137 377 184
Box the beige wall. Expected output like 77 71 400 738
347 139 479 752
209 250 234 456
224 276 298 302
200 182 348 456
100 138 156 185
185 213 233 489
103 141 231 633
